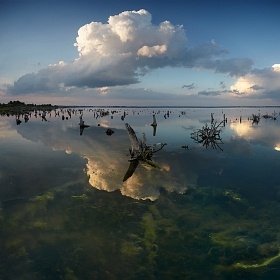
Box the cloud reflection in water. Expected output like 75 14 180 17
7 112 197 200
5 107 280 201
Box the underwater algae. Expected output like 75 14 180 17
233 250 280 269
2 104 280 279
2 180 280 279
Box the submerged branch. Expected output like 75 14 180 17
191 121 224 151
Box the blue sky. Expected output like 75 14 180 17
1 0 280 106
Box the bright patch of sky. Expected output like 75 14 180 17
0 0 280 106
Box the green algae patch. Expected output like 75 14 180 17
223 190 242 202
140 211 159 276
120 241 143 257
142 212 157 243
210 231 253 250
4 237 29 260
31 192 54 202
64 267 79 280
33 220 47 229
210 231 237 248
71 194 88 200
233 251 280 270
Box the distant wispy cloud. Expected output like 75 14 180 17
182 83 195 90
5 9 255 96
198 89 243 97
198 90 222 96
249 85 265 90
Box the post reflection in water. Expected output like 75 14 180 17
1 106 280 279
79 113 90 135
151 114 157 136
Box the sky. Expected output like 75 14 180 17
1 0 280 106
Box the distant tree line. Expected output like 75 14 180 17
0 101 55 108
0 101 57 116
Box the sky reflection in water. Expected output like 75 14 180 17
1 107 280 201
2 106 280 279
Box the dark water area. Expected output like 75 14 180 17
1 106 280 279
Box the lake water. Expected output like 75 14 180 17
1 106 280 279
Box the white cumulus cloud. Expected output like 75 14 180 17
230 64 280 99
6 9 254 96
137 44 168 57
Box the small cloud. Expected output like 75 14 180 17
219 81 226 89
272 64 280 72
198 89 241 97
230 89 243 96
98 87 110 95
198 90 221 96
249 85 265 90
182 83 195 90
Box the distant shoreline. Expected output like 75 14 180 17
59 105 280 109
1 101 280 113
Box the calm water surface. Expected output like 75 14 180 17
1 107 280 279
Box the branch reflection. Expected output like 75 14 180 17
123 123 166 181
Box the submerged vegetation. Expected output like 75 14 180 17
2 181 280 279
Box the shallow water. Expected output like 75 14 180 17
1 106 280 279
